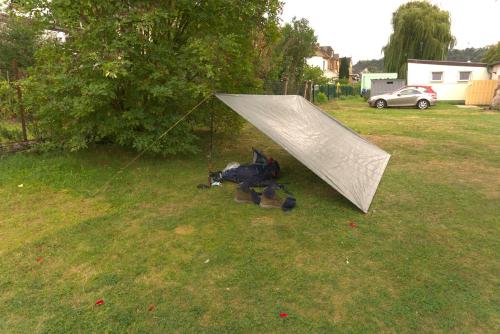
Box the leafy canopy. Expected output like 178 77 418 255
481 42 500 64
339 57 350 79
273 18 317 92
447 47 488 62
303 64 330 85
0 15 41 77
11 0 283 154
383 1 455 78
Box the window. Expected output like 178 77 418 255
459 71 471 81
432 72 443 81
399 89 420 95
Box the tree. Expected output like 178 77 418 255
302 64 329 85
0 15 41 78
339 57 350 79
383 1 455 78
352 58 384 74
11 0 283 154
447 47 488 62
481 42 500 64
273 18 317 92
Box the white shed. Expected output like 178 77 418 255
407 59 489 101
360 73 398 92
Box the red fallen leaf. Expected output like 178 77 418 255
95 299 105 306
279 313 288 318
349 222 358 228
36 257 44 263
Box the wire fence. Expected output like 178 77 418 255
263 80 309 96
263 80 361 103
313 84 361 101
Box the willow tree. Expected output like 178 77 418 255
383 1 455 78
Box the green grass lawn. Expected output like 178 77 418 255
1 98 499 333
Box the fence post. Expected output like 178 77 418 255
12 60 28 142
312 83 315 103
282 77 288 95
5 70 15 118
309 81 313 101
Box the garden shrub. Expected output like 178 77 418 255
316 92 328 104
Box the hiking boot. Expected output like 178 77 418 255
234 182 254 204
259 186 296 211
259 186 283 209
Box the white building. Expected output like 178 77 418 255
407 59 489 101
306 46 340 80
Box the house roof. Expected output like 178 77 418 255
408 59 487 67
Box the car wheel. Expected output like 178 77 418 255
417 99 429 110
375 99 386 109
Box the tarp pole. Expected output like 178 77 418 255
208 106 214 186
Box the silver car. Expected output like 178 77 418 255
368 88 436 110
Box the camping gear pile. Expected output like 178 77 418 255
209 148 296 211
234 181 296 211
211 148 280 186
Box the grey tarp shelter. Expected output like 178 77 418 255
215 94 390 213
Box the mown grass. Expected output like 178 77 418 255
0 98 499 333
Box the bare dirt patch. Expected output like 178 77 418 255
251 216 275 226
367 134 427 148
139 196 201 218
63 263 98 284
174 225 195 235
420 160 500 198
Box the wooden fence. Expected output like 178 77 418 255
465 80 499 105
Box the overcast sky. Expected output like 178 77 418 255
281 0 500 62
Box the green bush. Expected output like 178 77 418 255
316 92 328 104
0 125 23 142
16 1 282 155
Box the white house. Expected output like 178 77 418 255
407 59 489 101
306 46 340 80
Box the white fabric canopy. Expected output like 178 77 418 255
215 94 390 213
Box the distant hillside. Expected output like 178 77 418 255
447 47 488 62
352 58 384 74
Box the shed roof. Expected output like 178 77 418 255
408 59 487 67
